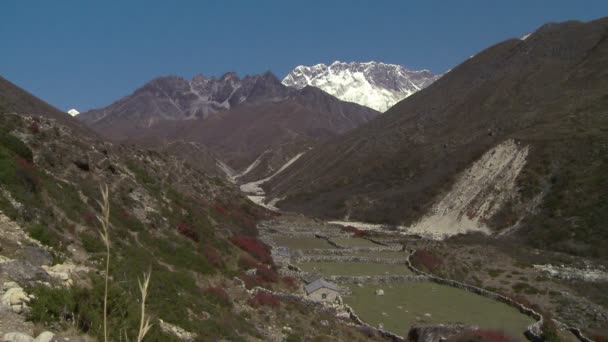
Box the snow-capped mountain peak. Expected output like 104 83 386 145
67 108 80 116
282 61 440 112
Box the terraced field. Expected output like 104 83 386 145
345 283 536 340
351 250 409 259
273 236 336 250
332 237 380 248
262 218 537 340
297 261 413 276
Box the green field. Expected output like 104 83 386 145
273 236 336 250
344 282 535 339
351 250 409 259
297 261 413 276
332 237 380 248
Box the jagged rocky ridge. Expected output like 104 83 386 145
78 71 380 175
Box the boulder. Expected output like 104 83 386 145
2 287 29 307
2 332 34 342
375 289 384 296
33 332 54 342
0 260 50 285
16 247 53 267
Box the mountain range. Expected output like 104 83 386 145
282 61 440 112
78 71 379 176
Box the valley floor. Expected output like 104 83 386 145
258 214 608 341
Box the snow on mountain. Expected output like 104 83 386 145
282 61 440 112
67 108 80 116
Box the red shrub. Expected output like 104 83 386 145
120 210 130 218
412 249 442 272
29 122 40 134
214 204 227 215
281 276 299 290
177 222 199 242
203 245 224 268
248 292 281 309
238 255 259 270
241 274 264 289
341 225 368 237
203 286 231 307
230 236 272 264
447 330 514 342
83 213 95 222
256 264 278 283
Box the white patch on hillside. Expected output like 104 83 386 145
216 160 236 183
408 140 529 239
240 152 305 210
328 220 402 232
534 264 608 282
234 150 269 180
521 33 532 40
67 109 80 116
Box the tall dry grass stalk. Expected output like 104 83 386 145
96 185 153 342
137 271 152 342
97 185 111 342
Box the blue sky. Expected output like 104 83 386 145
1 0 607 112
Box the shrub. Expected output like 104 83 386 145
248 292 280 309
80 232 105 253
16 158 40 192
177 222 199 242
203 245 224 268
29 122 40 134
241 274 264 290
230 236 272 264
27 224 61 248
203 286 231 307
256 264 278 283
340 225 368 237
238 255 259 270
0 133 33 162
411 249 442 272
281 276 299 290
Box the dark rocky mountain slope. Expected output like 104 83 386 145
78 72 379 173
266 18 608 259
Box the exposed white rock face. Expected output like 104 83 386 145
3 332 34 342
283 61 440 112
1 284 30 314
158 319 197 341
42 263 89 287
409 140 529 239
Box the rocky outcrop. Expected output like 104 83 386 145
1 283 31 315
158 319 197 341
407 324 475 342
2 331 54 342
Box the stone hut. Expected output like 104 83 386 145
304 279 340 302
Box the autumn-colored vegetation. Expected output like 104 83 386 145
411 249 442 272
230 236 273 264
248 292 281 309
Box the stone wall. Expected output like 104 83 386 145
406 250 594 342
295 255 407 264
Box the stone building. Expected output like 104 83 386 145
304 278 340 302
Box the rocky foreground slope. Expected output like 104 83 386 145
266 18 608 259
0 79 383 341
